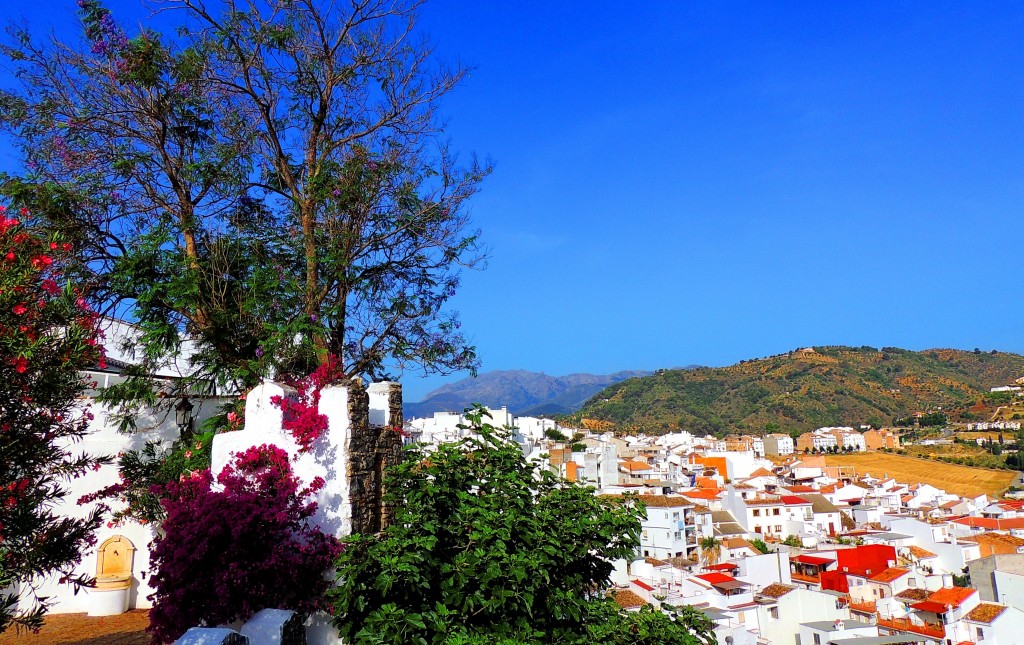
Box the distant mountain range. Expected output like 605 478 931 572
568 346 1024 434
403 369 655 419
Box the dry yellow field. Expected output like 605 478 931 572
823 452 1017 498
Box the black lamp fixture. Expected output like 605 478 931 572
175 396 194 437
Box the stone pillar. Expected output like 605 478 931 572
349 381 404 534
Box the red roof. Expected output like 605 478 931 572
785 485 816 493
631 579 654 591
705 563 739 571
951 516 1024 530
870 567 910 583
682 489 722 500
928 586 977 608
695 572 735 584
792 554 835 566
912 600 952 614
780 495 811 505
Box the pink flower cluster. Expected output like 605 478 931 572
270 356 344 452
147 444 340 643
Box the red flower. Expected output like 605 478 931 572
41 279 60 295
12 304 27 316
4 252 13 261
14 357 28 373
31 255 53 269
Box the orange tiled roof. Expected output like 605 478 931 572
614 589 647 609
960 532 1024 556
870 567 910 583
600 494 692 507
896 588 930 602
722 537 756 550
951 516 1024 530
758 583 796 598
965 602 1008 624
928 586 976 608
619 460 652 472
749 467 775 477
908 545 938 559
681 489 722 500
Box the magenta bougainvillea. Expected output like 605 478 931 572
147 444 341 644
271 356 344 452
0 206 109 632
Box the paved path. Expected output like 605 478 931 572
0 609 149 644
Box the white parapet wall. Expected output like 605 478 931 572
212 380 356 537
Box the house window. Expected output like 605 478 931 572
672 512 680 520
674 531 682 540
773 508 780 516
642 530 648 540
753 509 761 517
976 627 984 640
755 526 762 534
813 635 821 645
776 525 782 533
769 607 778 619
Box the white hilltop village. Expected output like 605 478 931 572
28 321 1024 644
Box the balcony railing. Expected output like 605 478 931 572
790 572 819 584
876 615 945 639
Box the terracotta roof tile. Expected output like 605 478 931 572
599 494 692 507
908 545 938 559
966 602 1008 624
869 567 910 583
619 460 652 472
927 586 977 608
960 532 1024 556
614 589 647 609
722 537 756 550
758 583 796 599
895 588 930 602
681 489 722 500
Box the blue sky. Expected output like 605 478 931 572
4 2 1024 401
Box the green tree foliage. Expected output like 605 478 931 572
0 207 110 632
330 409 715 644
0 0 489 419
749 537 770 554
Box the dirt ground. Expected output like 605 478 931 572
824 451 1016 497
0 609 150 645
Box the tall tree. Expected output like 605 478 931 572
0 207 109 632
0 0 488 417
330 408 715 644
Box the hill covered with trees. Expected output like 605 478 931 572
568 347 1024 435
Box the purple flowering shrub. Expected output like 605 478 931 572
147 444 341 644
